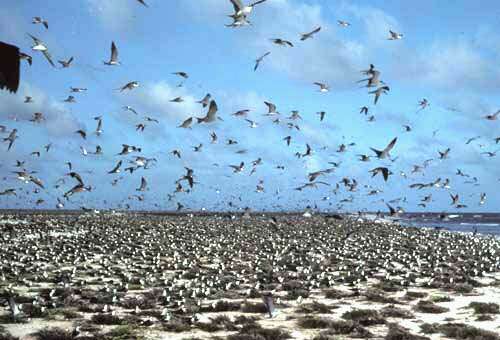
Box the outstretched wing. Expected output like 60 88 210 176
110 41 118 62
0 42 20 93
230 0 244 12
384 137 397 153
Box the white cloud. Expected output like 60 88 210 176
86 0 135 31
0 82 82 138
122 81 201 122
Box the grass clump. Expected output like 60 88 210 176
197 315 238 332
385 323 430 340
381 305 415 319
162 318 191 333
297 316 332 329
414 300 449 314
403 291 427 301
420 323 440 334
468 302 499 314
34 327 74 340
227 323 290 340
312 321 372 339
296 301 337 314
323 288 352 299
241 302 267 313
341 309 386 326
91 313 124 325
205 300 241 312
439 323 499 340
429 294 452 303
104 325 145 340
363 289 399 304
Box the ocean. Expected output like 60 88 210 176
400 213 500 237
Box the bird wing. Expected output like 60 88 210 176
251 0 267 6
110 41 118 62
0 42 20 93
264 101 276 113
309 26 321 35
384 137 397 153
28 33 41 44
42 50 55 67
206 100 218 120
230 0 244 12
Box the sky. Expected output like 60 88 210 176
0 0 499 213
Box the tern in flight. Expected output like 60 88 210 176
28 34 55 67
300 27 321 41
370 137 397 159
104 41 120 66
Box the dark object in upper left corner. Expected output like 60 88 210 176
0 41 21 93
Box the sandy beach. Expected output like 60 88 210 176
1 213 499 340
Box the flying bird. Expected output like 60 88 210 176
58 57 74 68
484 110 500 120
118 81 139 92
300 27 321 41
254 51 270 71
136 0 148 7
108 160 122 174
137 177 148 191
313 82 330 93
104 41 120 66
3 129 18 151
370 137 397 159
28 34 55 67
388 30 403 40
369 85 390 105
369 167 392 181
197 100 218 123
263 101 279 115
32 17 49 29
337 20 350 27
270 38 294 47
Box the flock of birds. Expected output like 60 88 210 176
0 0 499 215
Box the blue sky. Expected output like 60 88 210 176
0 0 499 212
